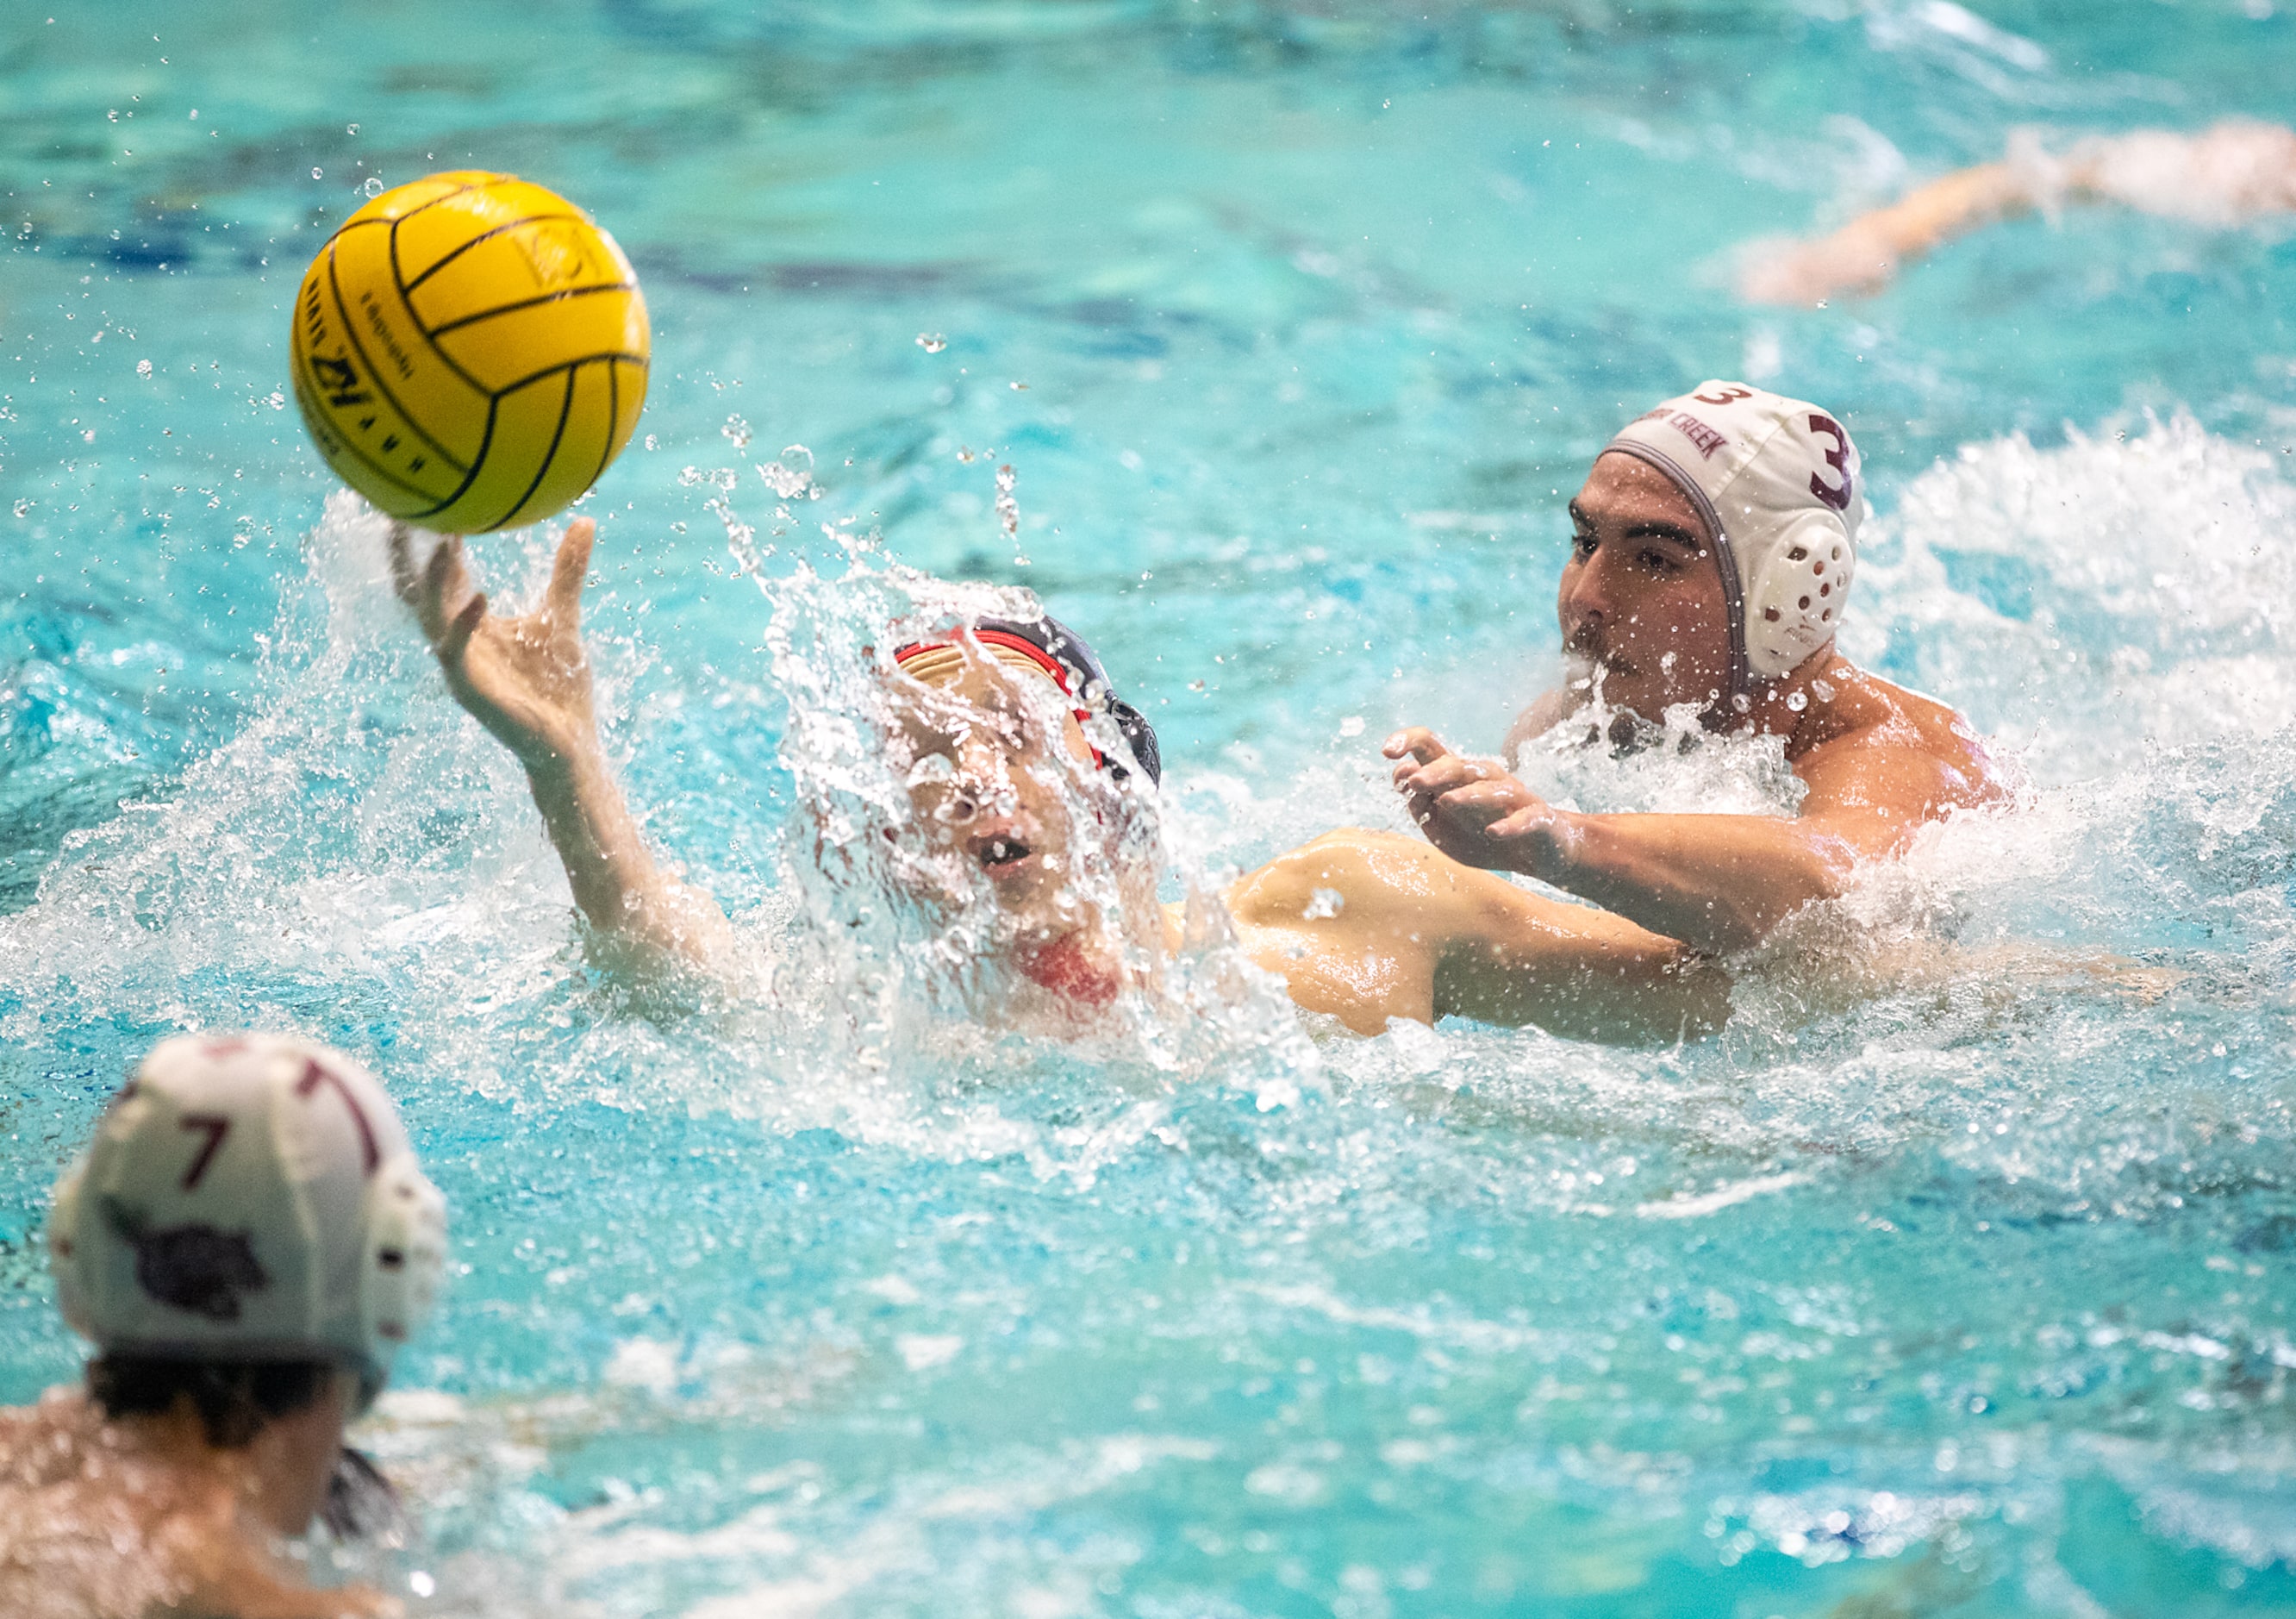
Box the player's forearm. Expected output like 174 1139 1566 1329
522 751 728 965
1526 811 1851 955
1438 892 1732 1043
1866 161 2032 259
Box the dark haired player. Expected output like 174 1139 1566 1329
1 1035 447 1619
1386 382 2008 955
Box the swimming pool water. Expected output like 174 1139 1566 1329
4 2 2296 1613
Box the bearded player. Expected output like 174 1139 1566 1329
1386 381 2009 958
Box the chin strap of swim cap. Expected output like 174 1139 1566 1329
1601 381 1864 701
894 612 1163 786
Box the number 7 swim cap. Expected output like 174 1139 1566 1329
47 1035 447 1404
1600 381 1863 697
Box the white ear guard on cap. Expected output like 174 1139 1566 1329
1742 509 1856 678
1602 380 1865 694
359 1153 447 1370
47 1035 447 1400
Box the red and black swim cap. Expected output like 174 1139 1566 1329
893 613 1162 786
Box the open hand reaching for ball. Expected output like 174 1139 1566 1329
389 518 602 775
389 516 732 966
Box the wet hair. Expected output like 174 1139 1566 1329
86 1353 334 1449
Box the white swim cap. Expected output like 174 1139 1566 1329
48 1035 447 1396
1600 381 1864 693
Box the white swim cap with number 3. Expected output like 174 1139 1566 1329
48 1034 447 1394
1601 381 1864 695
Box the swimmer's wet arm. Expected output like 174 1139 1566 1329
1388 726 1967 953
1503 808 1860 956
1509 733 1984 953
1741 161 2032 304
1228 829 1726 1041
390 520 732 970
1432 861 1731 1042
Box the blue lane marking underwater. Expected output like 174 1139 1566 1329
3 1 2296 1613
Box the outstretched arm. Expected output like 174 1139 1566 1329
1226 829 1728 1043
1743 121 2296 305
1740 161 2031 305
1383 728 1953 955
390 519 732 971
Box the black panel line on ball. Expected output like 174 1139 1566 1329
296 363 438 507
494 351 648 398
411 395 499 524
369 213 492 411
484 367 578 533
591 359 621 493
387 176 495 228
424 282 638 339
400 212 587 300
324 249 471 474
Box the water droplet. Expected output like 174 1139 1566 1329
362 177 384 197
721 415 752 450
311 166 323 179
915 333 945 353
135 359 152 378
1786 690 1808 711
995 463 1019 540
759 447 814 500
346 122 359 135
643 434 658 451
1338 716 1365 737
1303 887 1345 920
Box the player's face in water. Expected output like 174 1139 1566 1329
887 653 1104 930
1557 452 1734 722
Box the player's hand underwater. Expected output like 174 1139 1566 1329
1384 728 1573 879
390 517 602 773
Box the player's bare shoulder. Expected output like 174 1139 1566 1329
1794 659 2010 810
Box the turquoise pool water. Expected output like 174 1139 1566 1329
6 2 2296 1612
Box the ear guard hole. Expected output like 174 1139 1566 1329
1763 607 1781 622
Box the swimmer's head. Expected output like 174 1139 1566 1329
882 614 1161 1004
1567 382 1863 718
48 1035 447 1410
893 616 1160 788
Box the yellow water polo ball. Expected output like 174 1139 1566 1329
290 171 650 534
